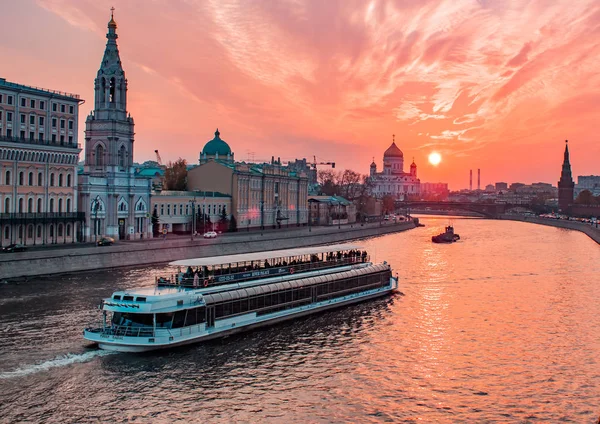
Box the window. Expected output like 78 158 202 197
160 205 164 216
29 132 34 141
28 172 33 185
7 129 12 137
18 198 23 212
39 116 44 126
49 224 54 238
4 226 9 240
0 111 2 120
50 173 54 187
27 225 33 239
118 145 126 168
39 132 43 141
7 112 12 122
39 101 45 110
69 105 74 114
66 224 71 237
68 120 73 130
29 115 35 125
8 95 13 105
49 199 54 212
21 98 26 107
28 198 33 212
52 134 56 142
60 119 65 129
58 174 63 187
38 172 42 186
52 118 57 128
52 103 57 112
0 94 2 103
30 99 35 108
20 114 25 124
58 199 63 213
95 144 104 166
20 130 25 139
66 198 71 213
61 104 65 113
37 198 42 212
66 174 71 187
4 198 9 212
167 204 171 215
37 225 42 238
109 77 116 102
60 135 65 143
68 136 73 143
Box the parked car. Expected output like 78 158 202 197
2 243 27 253
203 231 218 239
97 236 115 246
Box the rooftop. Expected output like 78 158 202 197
0 78 81 101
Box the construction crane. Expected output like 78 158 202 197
312 155 335 169
154 149 162 166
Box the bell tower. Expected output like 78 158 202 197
84 8 135 175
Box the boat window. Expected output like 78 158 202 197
136 297 147 302
156 312 173 328
177 300 184 306
112 312 153 327
113 295 121 300
123 295 134 301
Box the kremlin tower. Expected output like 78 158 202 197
557 140 574 213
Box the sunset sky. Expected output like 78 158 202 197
1 0 599 189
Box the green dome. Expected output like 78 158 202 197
202 129 232 156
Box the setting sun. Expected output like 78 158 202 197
429 152 442 166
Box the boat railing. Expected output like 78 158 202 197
86 324 155 338
157 255 371 288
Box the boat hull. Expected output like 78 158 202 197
87 284 396 353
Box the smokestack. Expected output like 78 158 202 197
477 169 481 191
470 169 473 191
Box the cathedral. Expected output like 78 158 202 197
78 11 152 241
369 136 420 199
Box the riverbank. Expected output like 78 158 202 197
0 221 416 280
498 215 600 245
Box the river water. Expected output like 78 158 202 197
1 216 599 423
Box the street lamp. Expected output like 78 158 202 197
189 196 197 241
92 195 101 243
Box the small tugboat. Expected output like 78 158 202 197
432 225 460 243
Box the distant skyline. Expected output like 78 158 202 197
1 0 599 189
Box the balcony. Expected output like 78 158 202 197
0 134 80 150
0 212 86 223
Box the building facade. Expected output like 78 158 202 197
558 140 575 213
187 130 309 230
151 190 231 234
78 12 152 241
0 78 84 247
369 138 420 199
576 175 600 196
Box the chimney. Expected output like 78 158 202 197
477 169 481 191
469 169 473 191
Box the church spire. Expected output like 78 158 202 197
558 139 574 213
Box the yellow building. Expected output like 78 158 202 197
187 130 309 230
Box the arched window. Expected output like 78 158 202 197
101 78 106 103
66 224 71 237
67 174 71 187
109 77 116 103
49 224 54 238
36 225 42 238
58 224 63 237
18 198 23 213
19 171 24 186
58 198 63 213
37 198 42 213
118 145 126 168
27 225 33 239
50 173 55 187
38 172 43 186
5 170 10 185
49 198 54 213
95 144 104 167
4 198 9 213
66 198 71 213
18 225 23 240
28 198 33 212
4 226 9 240
58 174 63 187
28 172 33 186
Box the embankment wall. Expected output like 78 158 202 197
498 215 600 245
0 222 415 280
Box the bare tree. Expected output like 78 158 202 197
164 158 188 191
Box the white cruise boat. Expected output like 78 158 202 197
83 244 398 352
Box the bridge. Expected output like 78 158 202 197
395 200 535 218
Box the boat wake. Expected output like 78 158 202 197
0 350 116 379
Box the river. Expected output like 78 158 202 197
1 216 599 423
